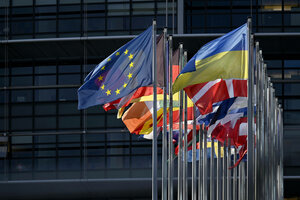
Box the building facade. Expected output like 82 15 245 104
0 0 300 199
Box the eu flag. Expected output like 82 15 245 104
78 26 153 109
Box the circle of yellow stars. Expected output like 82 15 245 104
97 48 135 96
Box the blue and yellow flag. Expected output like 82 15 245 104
78 26 153 109
172 23 248 93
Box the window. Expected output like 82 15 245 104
12 90 33 102
35 117 56 129
35 103 56 115
35 89 56 102
12 0 33 6
11 21 33 34
35 75 56 86
59 19 81 32
35 20 56 33
59 88 77 101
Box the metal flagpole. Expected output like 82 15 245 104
183 50 188 200
152 19 158 200
222 140 227 200
238 158 242 200
279 105 284 199
241 161 246 199
227 139 231 200
192 105 197 200
178 43 184 200
233 147 237 200
203 129 208 200
217 141 221 200
274 98 279 200
168 35 174 200
210 138 215 200
198 127 203 200
254 41 260 200
270 87 276 199
265 76 270 200
247 17 255 200
162 27 168 200
258 50 265 199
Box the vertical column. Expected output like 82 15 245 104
222 140 227 200
258 50 265 199
198 127 203 200
152 19 158 200
227 139 231 200
177 0 184 34
265 76 270 200
279 106 284 200
233 147 237 200
247 18 255 200
217 141 222 200
162 27 168 200
183 51 188 200
254 42 260 200
178 43 184 200
210 139 215 200
192 106 197 200
203 129 208 200
168 35 174 200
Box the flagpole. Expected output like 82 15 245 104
254 41 260 200
233 147 237 200
192 105 197 200
247 17 254 200
216 141 221 200
257 47 263 199
222 140 227 200
162 27 168 200
178 43 184 200
265 77 270 200
198 127 203 200
227 139 231 200
279 105 284 200
168 35 174 200
274 98 279 200
210 138 215 200
152 19 158 200
203 128 208 200
259 52 265 199
183 50 188 200
269 86 275 200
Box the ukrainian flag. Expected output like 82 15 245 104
173 23 248 93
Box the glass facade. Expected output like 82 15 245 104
185 0 300 33
0 0 176 39
0 0 300 198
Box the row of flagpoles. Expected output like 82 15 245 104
78 18 283 200
152 19 283 200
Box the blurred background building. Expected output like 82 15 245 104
0 0 300 199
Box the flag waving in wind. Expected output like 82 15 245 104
172 23 248 93
78 26 153 109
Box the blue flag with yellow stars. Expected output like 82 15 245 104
78 26 153 109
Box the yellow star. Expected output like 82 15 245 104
101 84 105 90
115 89 120 95
128 54 133 60
97 75 103 81
106 89 111 96
123 83 127 88
107 58 111 61
127 73 132 79
101 66 105 71
116 52 120 56
124 49 128 55
129 62 134 68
